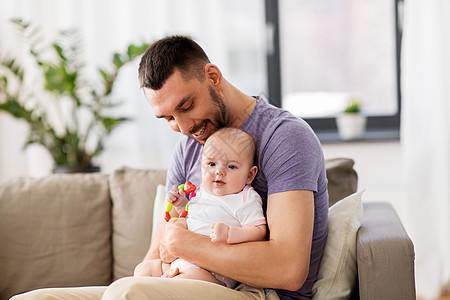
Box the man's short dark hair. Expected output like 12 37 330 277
138 36 210 90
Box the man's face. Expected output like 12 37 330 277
144 69 228 144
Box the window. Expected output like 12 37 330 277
265 0 403 141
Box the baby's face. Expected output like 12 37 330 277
201 135 256 196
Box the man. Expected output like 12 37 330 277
104 36 328 300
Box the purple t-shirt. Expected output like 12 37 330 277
166 97 328 300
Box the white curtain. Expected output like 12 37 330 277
401 0 450 298
0 0 266 179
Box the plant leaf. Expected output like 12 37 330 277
113 53 124 68
127 43 149 60
101 116 130 133
52 43 67 62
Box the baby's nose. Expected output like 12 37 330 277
215 168 225 175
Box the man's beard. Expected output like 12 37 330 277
189 87 230 144
195 87 228 140
209 86 229 129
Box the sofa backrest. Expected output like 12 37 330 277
0 173 112 300
325 158 358 207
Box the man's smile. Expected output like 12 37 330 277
192 121 206 137
190 121 211 142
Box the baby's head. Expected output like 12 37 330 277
201 127 257 196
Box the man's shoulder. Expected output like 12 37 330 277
175 135 202 153
250 97 309 131
248 98 318 145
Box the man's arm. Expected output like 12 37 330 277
142 206 167 261
161 190 314 291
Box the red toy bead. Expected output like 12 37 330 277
184 181 196 194
165 212 171 222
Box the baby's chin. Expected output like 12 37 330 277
205 186 244 197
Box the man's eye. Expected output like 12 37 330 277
180 101 193 112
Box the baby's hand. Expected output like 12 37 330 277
166 185 189 214
166 185 180 203
210 223 229 243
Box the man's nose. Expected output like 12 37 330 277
175 118 194 135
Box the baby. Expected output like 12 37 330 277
134 127 266 288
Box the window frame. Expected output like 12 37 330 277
265 0 403 141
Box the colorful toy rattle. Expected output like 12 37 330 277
164 181 197 222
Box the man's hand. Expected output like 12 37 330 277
159 218 188 263
210 223 229 243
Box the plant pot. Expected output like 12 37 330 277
336 113 367 141
52 165 101 174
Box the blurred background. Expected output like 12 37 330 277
0 0 449 298
0 0 267 177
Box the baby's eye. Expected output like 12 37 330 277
207 162 216 167
228 165 237 170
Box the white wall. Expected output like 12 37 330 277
322 141 407 221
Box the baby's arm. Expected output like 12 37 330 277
210 223 266 244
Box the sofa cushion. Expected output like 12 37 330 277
312 190 364 300
325 158 358 207
109 167 166 280
0 173 111 300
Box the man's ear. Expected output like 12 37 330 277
204 64 222 88
246 166 258 184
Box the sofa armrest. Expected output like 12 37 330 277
356 202 416 300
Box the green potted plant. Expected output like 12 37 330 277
336 96 367 141
0 19 149 172
343 97 361 114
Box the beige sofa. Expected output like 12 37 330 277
0 159 415 300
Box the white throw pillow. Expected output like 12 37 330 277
152 184 167 238
312 190 364 300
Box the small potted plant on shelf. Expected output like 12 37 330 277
0 19 149 173
336 96 367 141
